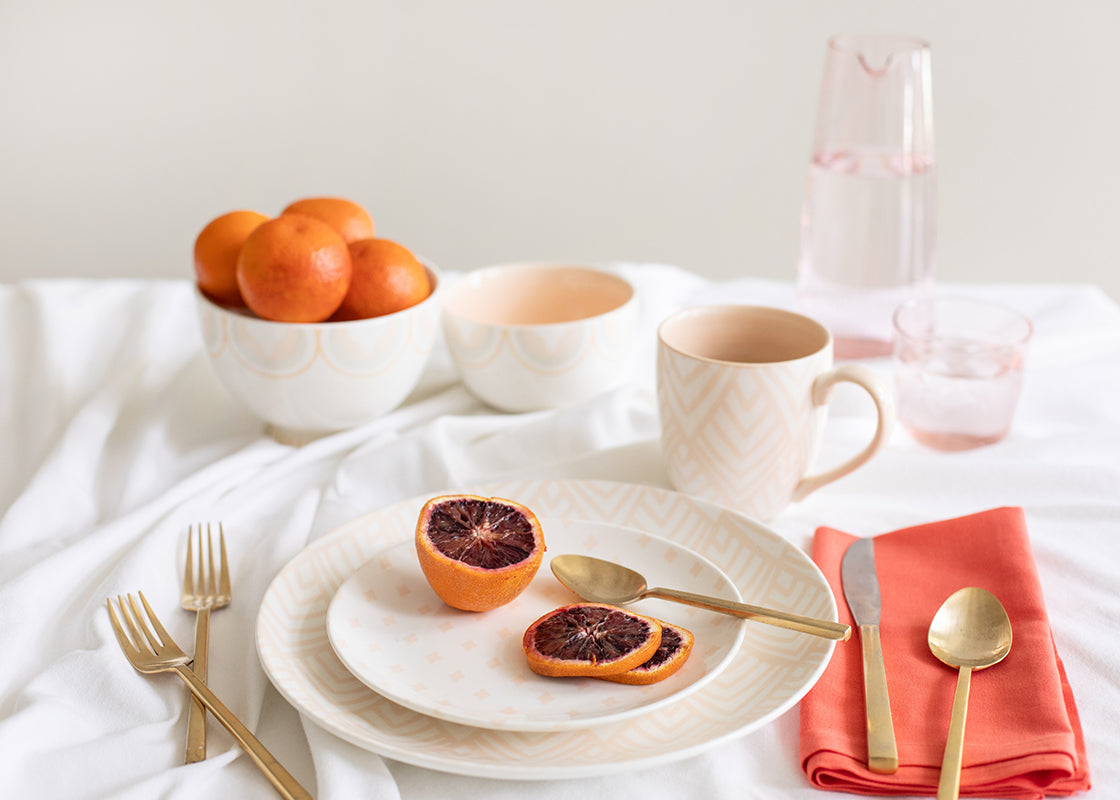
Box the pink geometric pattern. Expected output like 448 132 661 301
657 345 828 521
256 479 837 779
324 520 746 732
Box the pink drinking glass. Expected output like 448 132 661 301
892 297 1033 451
797 34 936 359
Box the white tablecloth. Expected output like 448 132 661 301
1 266 1117 799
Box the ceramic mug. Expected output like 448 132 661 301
657 305 894 521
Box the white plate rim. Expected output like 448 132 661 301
323 517 749 732
256 479 838 780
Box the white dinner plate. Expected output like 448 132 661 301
256 479 838 780
325 518 747 732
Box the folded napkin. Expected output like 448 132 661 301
800 507 1090 798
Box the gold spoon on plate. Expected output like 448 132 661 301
927 587 1013 800
549 554 850 641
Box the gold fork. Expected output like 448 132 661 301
181 523 231 763
107 592 313 800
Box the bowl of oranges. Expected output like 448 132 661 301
194 197 441 443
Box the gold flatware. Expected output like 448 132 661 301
550 553 851 641
107 592 313 800
927 587 1013 800
840 537 898 774
180 523 231 763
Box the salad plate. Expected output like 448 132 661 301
325 518 747 732
257 479 838 779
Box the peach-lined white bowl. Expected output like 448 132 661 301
196 265 442 443
441 263 639 412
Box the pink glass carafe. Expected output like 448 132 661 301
796 34 936 359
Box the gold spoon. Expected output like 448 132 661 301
549 554 851 641
927 587 1013 800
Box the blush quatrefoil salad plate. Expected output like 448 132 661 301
256 479 838 779
325 518 747 732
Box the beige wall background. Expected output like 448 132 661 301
2 1 1117 299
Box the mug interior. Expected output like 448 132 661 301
444 263 633 326
659 305 830 364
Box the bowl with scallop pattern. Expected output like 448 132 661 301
442 263 638 412
196 265 442 443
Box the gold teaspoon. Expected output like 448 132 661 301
550 554 851 641
927 587 1013 800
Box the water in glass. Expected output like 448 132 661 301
798 146 936 358
895 336 1025 451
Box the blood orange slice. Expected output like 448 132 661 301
599 619 694 685
416 494 545 612
522 603 663 677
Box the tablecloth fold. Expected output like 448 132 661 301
800 507 1090 798
4 277 1119 799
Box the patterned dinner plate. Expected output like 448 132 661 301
325 518 748 732
256 479 837 779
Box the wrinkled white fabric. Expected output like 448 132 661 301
1 266 1117 799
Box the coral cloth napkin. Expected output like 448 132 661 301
800 507 1090 798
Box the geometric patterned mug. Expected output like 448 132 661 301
657 305 894 521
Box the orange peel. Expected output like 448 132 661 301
415 494 544 612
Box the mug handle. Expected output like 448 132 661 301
791 364 895 502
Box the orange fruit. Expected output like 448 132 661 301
282 197 375 244
193 210 270 306
415 494 545 612
331 238 432 321
522 603 663 678
598 619 693 685
235 213 352 323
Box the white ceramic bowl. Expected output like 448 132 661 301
442 263 638 412
196 265 442 442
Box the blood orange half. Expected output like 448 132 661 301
416 494 545 612
522 603 663 678
598 619 694 685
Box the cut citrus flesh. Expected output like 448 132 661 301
522 603 662 678
416 494 545 612
599 619 694 685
